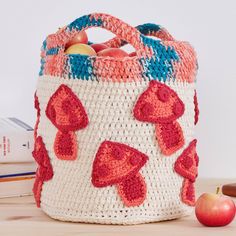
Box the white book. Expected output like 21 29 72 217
0 162 36 177
0 178 34 198
0 118 34 163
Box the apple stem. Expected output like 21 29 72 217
216 187 220 194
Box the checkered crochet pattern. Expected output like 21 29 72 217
34 13 199 225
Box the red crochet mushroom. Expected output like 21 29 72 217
46 84 89 160
133 81 185 156
32 136 53 207
92 141 148 207
133 80 185 124
174 139 199 206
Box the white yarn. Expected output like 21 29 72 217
36 75 196 224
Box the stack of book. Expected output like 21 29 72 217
0 118 36 198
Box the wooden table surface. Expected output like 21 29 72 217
0 179 235 236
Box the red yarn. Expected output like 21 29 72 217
181 179 195 206
32 178 43 208
92 141 148 207
46 84 89 132
155 121 184 156
117 173 146 207
174 139 198 182
34 93 40 139
194 90 199 125
32 136 53 207
157 86 170 102
133 80 185 124
54 130 77 160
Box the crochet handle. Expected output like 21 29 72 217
104 23 175 48
46 13 153 57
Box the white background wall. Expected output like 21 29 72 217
0 0 235 178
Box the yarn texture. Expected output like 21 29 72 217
33 13 199 225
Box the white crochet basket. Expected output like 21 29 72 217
33 13 199 225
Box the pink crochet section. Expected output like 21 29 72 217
93 57 143 82
44 54 67 77
151 29 174 41
91 13 153 58
46 27 75 49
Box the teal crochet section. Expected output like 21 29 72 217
68 54 94 80
46 47 60 56
39 58 45 76
67 14 103 32
140 35 179 82
137 23 161 35
39 40 47 76
42 40 47 50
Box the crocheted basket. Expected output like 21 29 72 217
33 13 199 225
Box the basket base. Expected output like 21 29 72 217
41 204 193 225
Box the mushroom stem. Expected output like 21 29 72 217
155 121 184 156
54 130 77 160
117 172 146 207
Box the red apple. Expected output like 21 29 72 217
91 43 108 53
97 48 128 58
129 52 137 57
65 43 96 56
66 31 88 48
195 192 236 227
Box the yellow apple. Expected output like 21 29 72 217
65 43 96 56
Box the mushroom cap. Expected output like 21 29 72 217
174 139 198 182
133 81 185 123
46 84 88 131
92 141 148 187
